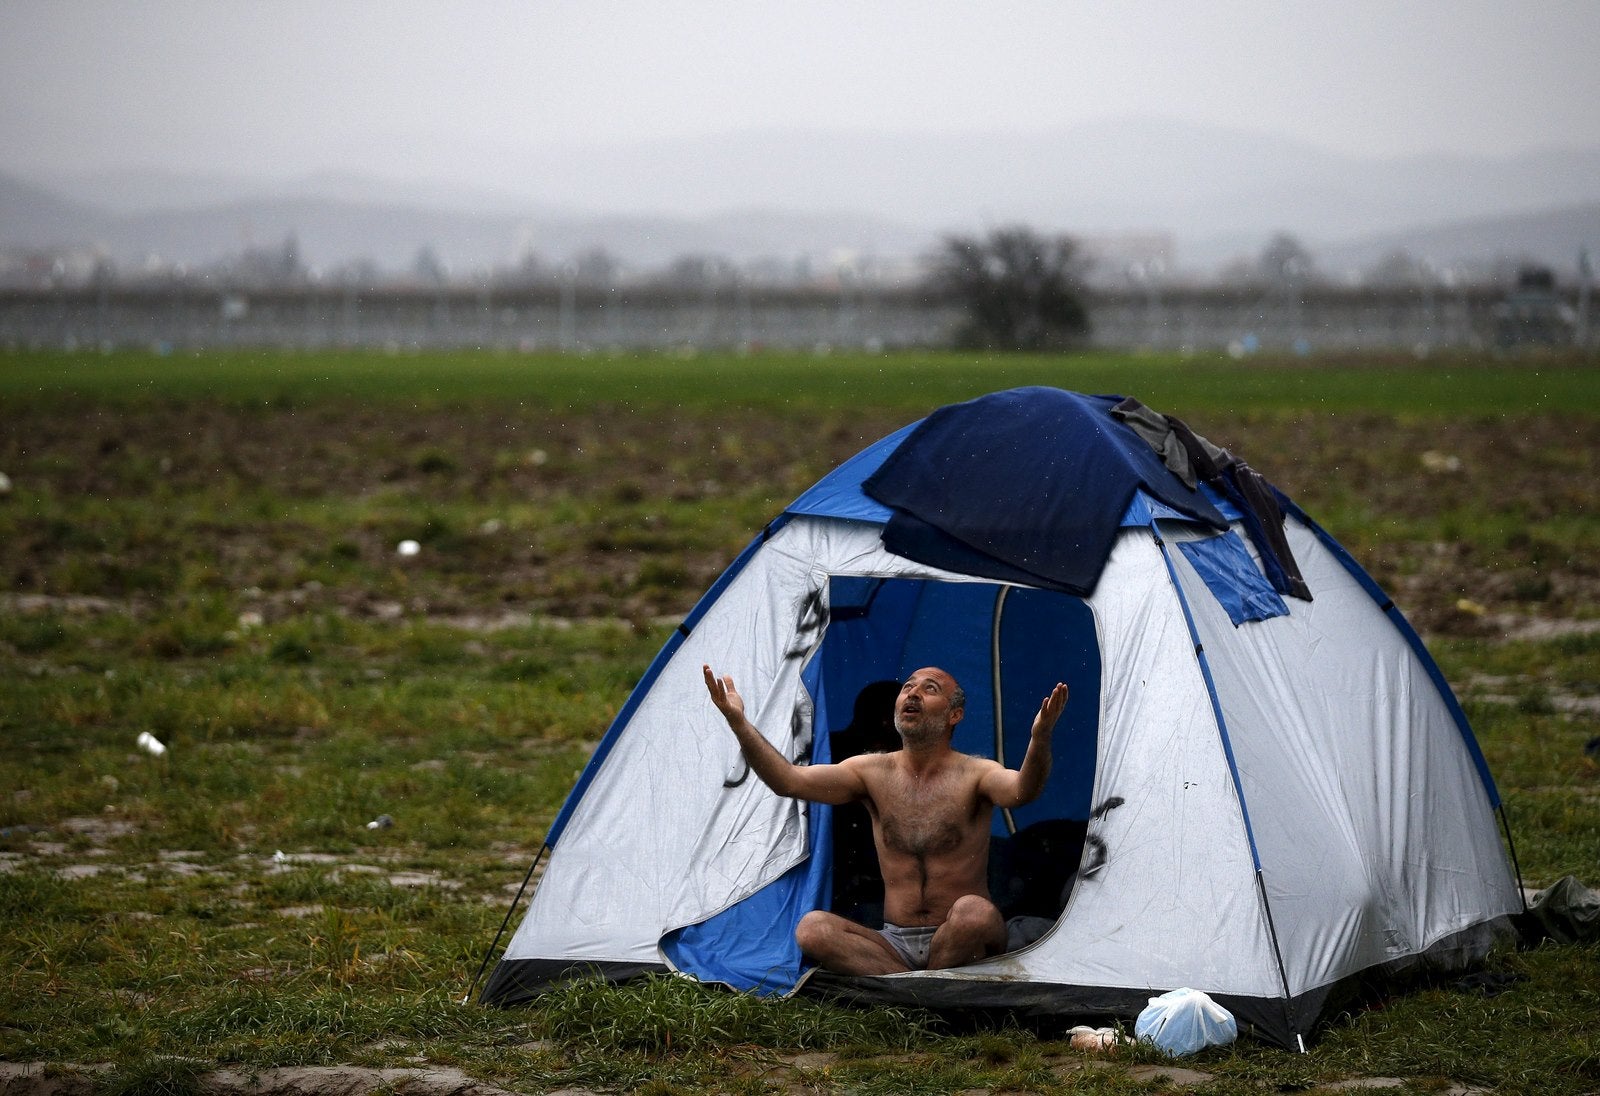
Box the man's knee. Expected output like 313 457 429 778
926 896 1007 970
795 910 837 956
945 895 1007 955
946 894 1003 934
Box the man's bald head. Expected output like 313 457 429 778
894 667 965 744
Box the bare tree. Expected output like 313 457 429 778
1257 233 1318 287
928 226 1090 350
412 244 448 286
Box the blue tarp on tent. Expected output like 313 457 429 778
861 388 1227 595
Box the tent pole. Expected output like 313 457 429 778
463 842 550 1005
1253 869 1305 1051
1497 804 1530 912
990 585 1017 835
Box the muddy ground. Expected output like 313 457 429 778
3 402 1597 636
4 400 1591 1093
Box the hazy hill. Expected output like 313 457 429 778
0 172 932 274
462 118 1600 240
32 168 544 219
1313 201 1600 280
0 172 107 249
4 117 1598 278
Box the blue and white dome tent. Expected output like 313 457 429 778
476 388 1523 1050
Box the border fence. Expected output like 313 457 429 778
0 282 1587 354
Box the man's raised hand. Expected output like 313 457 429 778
1031 683 1070 739
703 664 746 725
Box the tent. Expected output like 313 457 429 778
478 387 1523 1049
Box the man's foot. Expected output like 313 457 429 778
796 910 909 975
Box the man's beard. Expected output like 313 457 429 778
894 709 941 745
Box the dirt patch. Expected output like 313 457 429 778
10 839 492 901
5 403 1596 626
56 816 137 842
0 1059 1496 1096
0 1063 525 1096
0 402 897 621
1496 616 1600 642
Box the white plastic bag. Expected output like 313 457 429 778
1134 987 1237 1056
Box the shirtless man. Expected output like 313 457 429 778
703 664 1068 975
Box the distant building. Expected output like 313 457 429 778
0 246 106 289
1492 265 1576 348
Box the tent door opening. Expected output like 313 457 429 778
809 576 1103 929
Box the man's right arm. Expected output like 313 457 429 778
703 665 867 805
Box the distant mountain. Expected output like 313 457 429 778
1313 202 1600 280
489 118 1600 241
104 196 531 272
0 170 932 274
32 167 548 219
0 173 109 249
3 117 1598 279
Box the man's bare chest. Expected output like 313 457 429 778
868 770 985 858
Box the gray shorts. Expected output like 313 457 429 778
878 922 938 970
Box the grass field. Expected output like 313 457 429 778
3 345 1598 415
2 347 1597 1095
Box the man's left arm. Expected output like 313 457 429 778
981 683 1069 809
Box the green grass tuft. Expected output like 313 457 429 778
533 974 937 1054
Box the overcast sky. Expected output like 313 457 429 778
5 0 1599 192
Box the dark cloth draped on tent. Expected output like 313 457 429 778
1110 397 1312 601
862 388 1227 596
